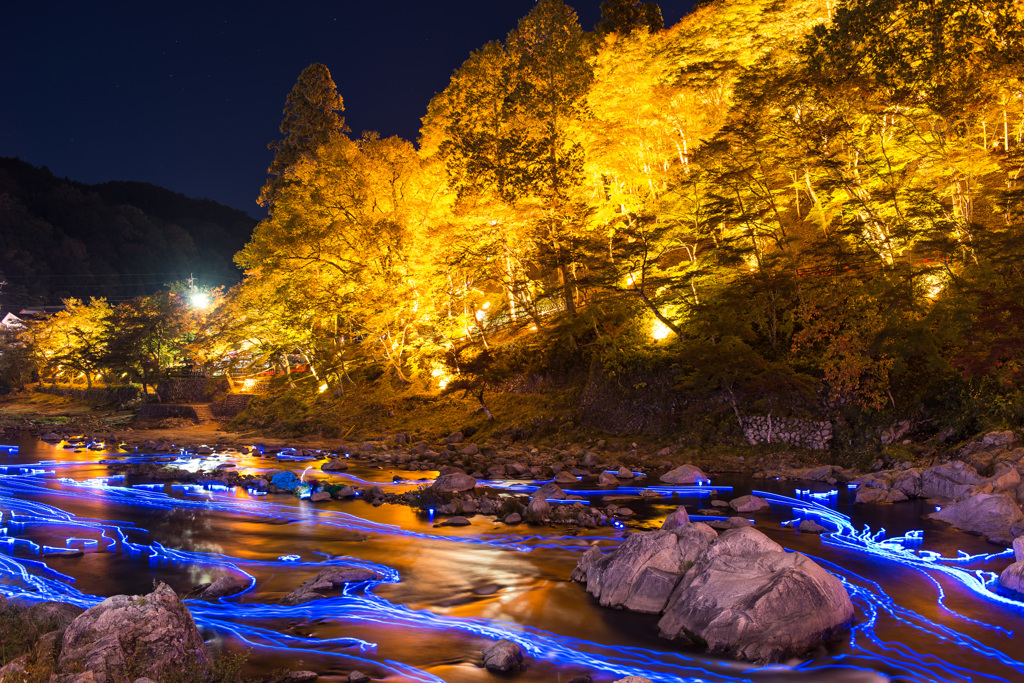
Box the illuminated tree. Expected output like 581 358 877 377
99 293 195 397
24 298 110 389
259 63 350 209
596 0 663 34
506 0 595 315
241 128 449 386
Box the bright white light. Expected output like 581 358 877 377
431 367 451 390
475 309 486 322
651 320 671 340
189 292 210 309
318 383 328 393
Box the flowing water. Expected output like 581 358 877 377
1 436 1022 682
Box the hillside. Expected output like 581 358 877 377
0 157 256 312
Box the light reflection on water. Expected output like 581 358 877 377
2 437 1023 682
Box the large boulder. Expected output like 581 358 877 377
983 430 1020 448
574 525 852 663
928 493 1024 545
657 527 853 663
321 459 349 472
23 601 85 631
1000 561 1024 595
431 473 478 493
660 464 709 485
921 462 983 500
578 524 718 614
56 583 210 682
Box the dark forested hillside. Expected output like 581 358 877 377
0 157 256 312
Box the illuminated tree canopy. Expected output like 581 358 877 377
11 0 1024 434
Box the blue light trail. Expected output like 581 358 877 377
0 455 1022 682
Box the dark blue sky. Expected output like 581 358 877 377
2 1 696 218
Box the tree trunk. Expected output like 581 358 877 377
559 262 576 315
281 354 296 389
475 389 494 421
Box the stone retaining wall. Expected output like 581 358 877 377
155 377 229 403
741 415 833 450
211 394 253 418
37 385 141 407
136 404 199 421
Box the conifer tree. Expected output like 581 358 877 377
596 0 663 34
259 63 350 209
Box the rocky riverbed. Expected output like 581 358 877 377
5 422 1024 681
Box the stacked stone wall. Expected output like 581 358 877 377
37 385 141 407
741 415 833 450
211 394 253 418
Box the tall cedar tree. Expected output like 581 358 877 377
596 0 664 34
259 63 350 209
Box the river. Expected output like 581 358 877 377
1 436 1022 682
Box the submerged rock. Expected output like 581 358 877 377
798 519 828 534
197 575 249 600
283 566 385 605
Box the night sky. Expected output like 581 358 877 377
2 1 697 219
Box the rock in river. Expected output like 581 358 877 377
657 527 853 662
928 493 1024 545
659 464 708 485
577 523 718 613
574 525 853 663
431 473 478 493
999 560 1024 595
198 575 250 600
321 458 349 472
482 638 525 672
661 506 690 530
283 566 386 605
729 495 769 512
